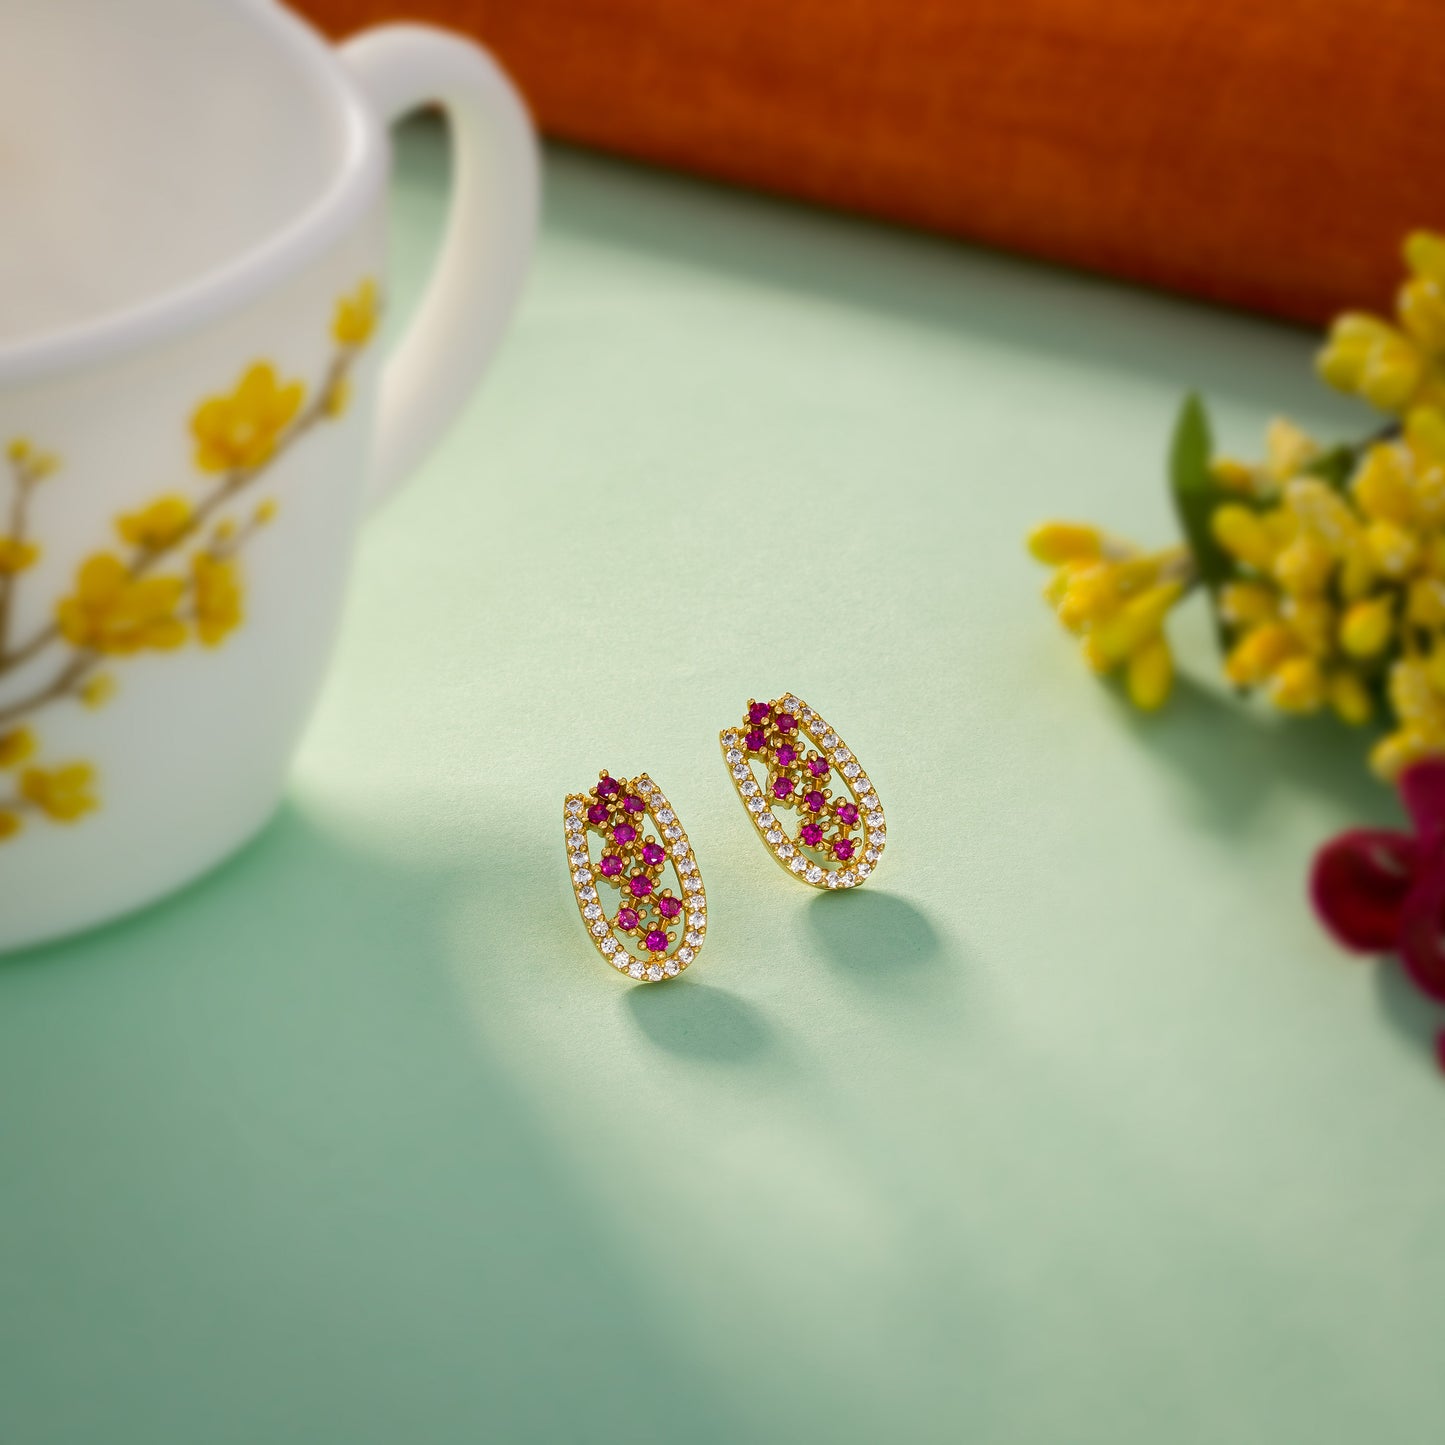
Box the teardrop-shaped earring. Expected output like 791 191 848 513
719 693 886 889
565 770 707 981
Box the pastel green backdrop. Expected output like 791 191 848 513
2 120 1441 1444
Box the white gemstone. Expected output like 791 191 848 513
580 885 598 902
566 799 583 815
790 857 807 874
584 903 602 920
732 763 749 779
684 876 702 892
759 813 776 828
663 959 680 976
566 815 582 832
822 732 838 747
843 762 861 778
765 828 783 844
865 848 879 863
741 779 759 797
647 964 664 982
679 856 696 873
834 748 852 763
671 842 689 858
857 862 872 877
747 798 765 813
638 779 655 794
629 961 645 979
779 843 795 859
826 872 841 888
570 851 589 868
572 868 591 886
600 937 618 955
779 696 797 713
805 865 824 883
658 809 675 824
840 871 856 886
664 826 681 839
678 947 695 964
685 930 702 946
856 776 872 794
870 831 886 848
591 920 608 937
723 730 739 746
726 748 743 764
867 811 884 827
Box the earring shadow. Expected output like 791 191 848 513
805 889 943 984
623 977 777 1065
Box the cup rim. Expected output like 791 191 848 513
0 1 385 389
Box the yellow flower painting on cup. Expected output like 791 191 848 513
0 280 380 847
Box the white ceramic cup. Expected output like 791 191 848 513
0 0 539 950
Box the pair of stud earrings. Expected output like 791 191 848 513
563 693 887 983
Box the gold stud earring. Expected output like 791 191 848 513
719 693 886 888
564 771 706 981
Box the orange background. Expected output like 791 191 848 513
301 0 1442 324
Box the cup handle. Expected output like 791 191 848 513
339 25 540 509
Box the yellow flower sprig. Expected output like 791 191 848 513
1026 229 1445 786
1029 524 1193 709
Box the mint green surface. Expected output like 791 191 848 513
3 120 1443 1444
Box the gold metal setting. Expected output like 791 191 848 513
565 771 706 981
720 693 886 889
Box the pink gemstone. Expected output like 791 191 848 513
772 778 793 799
629 874 652 897
746 728 766 751
645 929 668 953
623 795 644 814
748 702 770 724
836 802 858 825
800 822 823 847
613 823 637 845
833 837 855 860
776 713 796 733
808 757 829 777
804 790 825 812
642 842 665 866
600 855 622 877
658 896 681 918
617 907 639 930
596 776 620 797
777 743 798 766
587 803 609 824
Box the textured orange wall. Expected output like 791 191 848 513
302 0 1443 324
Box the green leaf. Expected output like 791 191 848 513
1167 393 1232 591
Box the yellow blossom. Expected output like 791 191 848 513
1030 526 1191 708
56 554 187 654
1218 581 1277 626
0 810 20 841
1125 635 1173 711
254 499 279 526
1224 622 1299 687
80 675 116 710
1268 656 1327 713
0 536 39 573
1210 418 1318 498
6 438 31 464
1318 313 1428 413
19 764 96 822
117 495 193 550
0 728 36 769
1027 522 1103 565
333 278 380 348
1212 505 1280 572
191 362 305 473
1340 596 1394 657
192 552 242 646
1329 670 1374 725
